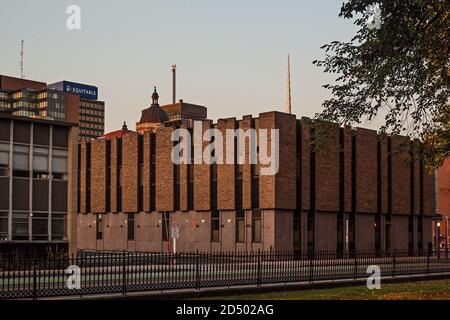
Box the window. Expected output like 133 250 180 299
32 213 48 241
211 210 220 243
252 209 262 243
52 148 68 173
236 210 245 243
0 142 9 167
13 144 29 170
0 212 8 241
12 212 29 240
127 214 135 241
96 215 103 240
33 146 49 172
51 213 67 241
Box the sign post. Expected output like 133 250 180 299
171 223 180 265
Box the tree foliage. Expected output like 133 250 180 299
314 0 449 168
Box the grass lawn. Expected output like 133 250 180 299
196 279 450 300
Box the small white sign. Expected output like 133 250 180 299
171 223 179 239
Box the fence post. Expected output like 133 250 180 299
195 250 200 290
33 257 37 300
257 249 261 288
354 253 358 280
122 250 127 295
392 251 396 278
427 250 430 276
309 254 313 283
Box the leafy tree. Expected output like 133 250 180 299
314 0 449 168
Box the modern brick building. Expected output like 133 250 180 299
438 159 450 218
76 91 436 254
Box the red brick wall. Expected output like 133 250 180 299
379 134 389 215
64 93 80 125
179 125 189 211
110 138 118 213
274 112 297 210
241 115 253 210
423 168 435 216
413 140 421 216
194 121 212 211
0 75 46 90
315 122 340 213
156 127 174 212
90 139 106 213
355 128 377 214
143 132 152 212
300 119 311 211
438 159 450 217
391 135 410 215
122 132 139 213
79 141 87 214
343 126 353 214
258 113 276 209
217 118 237 210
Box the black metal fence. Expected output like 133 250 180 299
1 250 449 299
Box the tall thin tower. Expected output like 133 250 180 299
20 40 25 79
285 54 292 114
172 64 177 104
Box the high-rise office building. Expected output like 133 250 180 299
0 75 80 124
0 75 79 256
48 81 105 141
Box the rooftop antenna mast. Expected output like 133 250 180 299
172 64 177 104
20 40 25 79
285 54 292 114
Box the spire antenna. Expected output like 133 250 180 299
285 54 292 114
20 40 25 79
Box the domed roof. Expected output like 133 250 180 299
138 87 169 124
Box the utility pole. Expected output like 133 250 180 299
172 64 177 104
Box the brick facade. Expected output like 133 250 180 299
76 112 436 253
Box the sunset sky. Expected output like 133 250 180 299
0 0 360 132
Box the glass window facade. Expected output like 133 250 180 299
0 142 9 167
0 119 70 244
0 212 8 241
13 144 29 170
52 148 68 173
12 212 29 241
33 146 49 172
